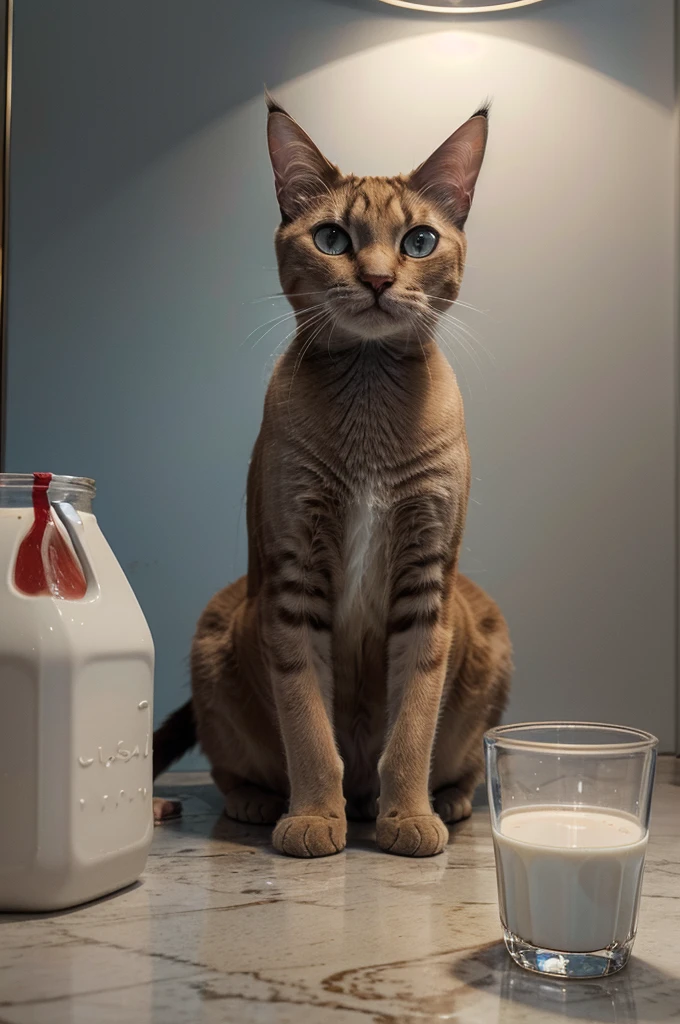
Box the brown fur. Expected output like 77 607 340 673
153 99 512 857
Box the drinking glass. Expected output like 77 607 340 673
484 722 658 978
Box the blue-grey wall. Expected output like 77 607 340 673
6 0 677 763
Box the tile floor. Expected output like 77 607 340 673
1 759 678 1023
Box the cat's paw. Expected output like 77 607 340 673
272 814 347 858
153 797 182 823
224 785 287 825
433 786 473 824
376 813 448 857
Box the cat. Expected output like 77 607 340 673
152 96 512 858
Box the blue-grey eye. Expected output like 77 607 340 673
401 226 438 258
313 224 351 256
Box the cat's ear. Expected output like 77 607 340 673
266 93 340 222
409 107 489 230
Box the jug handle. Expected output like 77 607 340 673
51 500 99 595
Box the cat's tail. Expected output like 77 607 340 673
152 699 196 778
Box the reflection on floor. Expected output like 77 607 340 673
1 758 678 1023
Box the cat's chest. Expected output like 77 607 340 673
336 485 389 632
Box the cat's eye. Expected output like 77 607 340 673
401 227 439 259
313 224 351 256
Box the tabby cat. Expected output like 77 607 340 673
153 97 512 858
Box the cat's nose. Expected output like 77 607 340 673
360 273 394 295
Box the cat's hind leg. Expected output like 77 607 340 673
432 775 477 824
212 769 287 825
431 577 512 825
225 786 287 825
191 578 291 829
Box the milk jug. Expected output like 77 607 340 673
0 473 154 911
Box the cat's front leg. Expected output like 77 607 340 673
263 550 346 858
377 499 457 857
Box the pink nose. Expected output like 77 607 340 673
360 273 394 295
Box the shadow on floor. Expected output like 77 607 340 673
452 941 680 1023
0 881 144 923
155 775 486 856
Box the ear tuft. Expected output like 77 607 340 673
264 88 286 116
266 99 340 222
409 109 490 230
471 99 491 121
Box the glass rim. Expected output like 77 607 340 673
484 721 659 753
0 473 95 492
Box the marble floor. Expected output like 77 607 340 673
1 759 679 1024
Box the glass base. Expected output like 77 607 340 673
503 929 633 978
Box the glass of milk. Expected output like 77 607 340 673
484 722 658 978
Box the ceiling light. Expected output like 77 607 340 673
377 0 545 12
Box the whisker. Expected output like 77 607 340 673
287 311 335 408
437 311 495 366
406 291 495 365
434 330 474 399
414 323 433 386
419 291 490 318
239 308 303 350
326 314 339 363
292 312 334 377
274 309 330 355
249 290 329 304
264 316 316 371
421 307 482 391
440 331 485 391
436 320 483 376
262 307 332 375
245 304 327 351
455 299 492 317
422 300 494 364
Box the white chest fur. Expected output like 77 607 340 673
337 487 388 633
